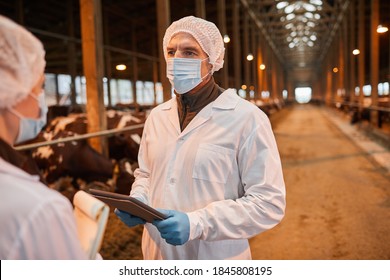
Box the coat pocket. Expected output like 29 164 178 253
193 143 235 184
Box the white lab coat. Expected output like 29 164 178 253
131 89 286 260
0 157 86 259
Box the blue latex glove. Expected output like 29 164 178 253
152 209 190 246
114 208 146 227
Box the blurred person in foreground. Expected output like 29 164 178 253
0 15 86 259
115 16 286 260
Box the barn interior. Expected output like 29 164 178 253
1 0 390 260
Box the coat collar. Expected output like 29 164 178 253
160 88 239 111
160 88 239 137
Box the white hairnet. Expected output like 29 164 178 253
0 15 46 109
163 16 225 73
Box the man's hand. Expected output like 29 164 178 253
114 208 146 227
152 209 190 246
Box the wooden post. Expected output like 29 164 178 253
103 9 112 107
271 53 277 100
358 0 365 116
349 1 356 103
55 74 60 104
195 0 206 19
15 0 24 25
68 0 77 106
338 27 345 103
243 15 250 99
131 21 139 111
156 0 171 102
217 0 228 89
370 0 379 126
251 24 257 98
232 0 241 91
79 0 108 156
153 61 158 105
326 57 332 106
257 38 264 96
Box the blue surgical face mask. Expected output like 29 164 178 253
9 91 48 144
166 57 210 94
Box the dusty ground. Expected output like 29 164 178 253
99 104 390 260
249 104 390 259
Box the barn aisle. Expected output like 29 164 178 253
250 104 390 259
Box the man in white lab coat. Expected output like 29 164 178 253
115 16 286 260
0 15 86 259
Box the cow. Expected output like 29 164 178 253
18 109 145 200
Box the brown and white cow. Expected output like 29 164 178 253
20 109 144 198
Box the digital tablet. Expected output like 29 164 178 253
89 189 167 222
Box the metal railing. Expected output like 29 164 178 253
335 101 390 113
14 123 145 151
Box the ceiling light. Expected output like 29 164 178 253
377 25 389 33
223 34 230 43
310 35 317 41
352 49 360 55
289 42 295 48
286 13 295 21
310 0 323 5
303 3 316 12
246 53 254 61
304 12 313 18
285 4 295 14
333 67 339 73
259 64 266 70
276 1 289 10
116 64 126 71
307 41 314 47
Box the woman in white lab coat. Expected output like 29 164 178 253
115 16 286 260
0 15 86 259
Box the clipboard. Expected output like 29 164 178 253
89 189 167 222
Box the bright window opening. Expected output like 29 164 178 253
295 87 312 103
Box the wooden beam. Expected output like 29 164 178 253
195 0 206 19
218 0 228 89
68 0 77 106
370 0 379 126
232 0 242 91
156 0 171 102
131 21 139 111
79 0 108 156
103 9 112 107
358 0 365 114
243 14 250 98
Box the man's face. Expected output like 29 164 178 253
166 32 212 81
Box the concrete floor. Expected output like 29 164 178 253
250 104 390 260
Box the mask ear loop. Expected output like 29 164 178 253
7 107 23 119
7 92 42 119
200 56 212 80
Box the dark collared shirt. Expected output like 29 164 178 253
176 77 224 131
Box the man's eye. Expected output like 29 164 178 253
184 51 195 56
167 50 175 56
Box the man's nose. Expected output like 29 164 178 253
174 51 184 58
